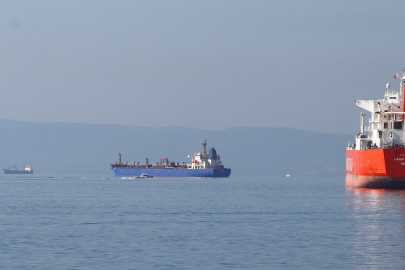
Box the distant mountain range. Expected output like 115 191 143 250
0 119 351 176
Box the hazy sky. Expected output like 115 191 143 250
1 0 404 134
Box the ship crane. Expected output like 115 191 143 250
159 158 169 165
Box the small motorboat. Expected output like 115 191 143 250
134 174 153 179
286 174 291 177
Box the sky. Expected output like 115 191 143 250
1 0 404 134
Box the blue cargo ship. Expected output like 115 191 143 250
111 140 231 177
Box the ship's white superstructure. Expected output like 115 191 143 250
348 72 405 151
187 140 223 169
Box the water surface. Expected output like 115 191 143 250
0 175 403 269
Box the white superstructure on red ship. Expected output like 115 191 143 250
346 72 405 188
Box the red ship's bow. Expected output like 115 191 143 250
346 148 405 188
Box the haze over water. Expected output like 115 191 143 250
3 1 405 268
0 175 403 269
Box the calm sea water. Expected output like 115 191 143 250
0 175 404 269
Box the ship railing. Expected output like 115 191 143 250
381 140 394 149
347 143 356 150
352 139 405 150
367 141 405 149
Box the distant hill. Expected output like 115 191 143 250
0 119 351 176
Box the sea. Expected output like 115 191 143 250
0 175 403 270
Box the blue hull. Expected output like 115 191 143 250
113 168 231 177
3 170 33 174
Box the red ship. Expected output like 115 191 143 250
346 72 405 188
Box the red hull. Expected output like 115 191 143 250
346 149 405 188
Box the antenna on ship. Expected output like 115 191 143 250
202 140 207 154
119 153 122 165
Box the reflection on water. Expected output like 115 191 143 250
346 188 405 269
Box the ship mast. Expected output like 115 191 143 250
394 72 405 119
202 140 207 154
